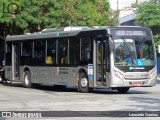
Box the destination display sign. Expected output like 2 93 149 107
115 30 146 36
109 27 152 38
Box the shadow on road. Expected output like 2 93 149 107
0 82 150 95
124 96 160 111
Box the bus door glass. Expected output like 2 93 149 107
12 43 20 80
94 38 107 86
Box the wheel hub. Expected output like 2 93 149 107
25 75 30 85
81 78 88 87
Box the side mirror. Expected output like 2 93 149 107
158 45 160 53
109 37 115 51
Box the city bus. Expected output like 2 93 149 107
4 26 157 93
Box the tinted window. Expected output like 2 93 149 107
0 38 4 58
46 39 56 64
33 40 45 59
22 41 32 57
5 42 12 66
81 37 92 63
69 38 80 64
58 39 68 64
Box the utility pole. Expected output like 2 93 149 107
136 0 138 4
117 0 119 11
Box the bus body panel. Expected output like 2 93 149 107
5 66 12 80
6 65 90 87
110 66 157 88
4 26 157 92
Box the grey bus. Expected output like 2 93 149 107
5 26 157 93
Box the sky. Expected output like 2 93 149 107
109 0 136 10
109 0 147 18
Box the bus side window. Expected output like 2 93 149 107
81 37 92 63
34 40 45 59
46 39 56 64
22 42 32 57
69 38 80 64
60 46 67 64
5 42 12 66
58 39 68 64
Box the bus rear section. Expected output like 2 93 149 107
4 27 111 93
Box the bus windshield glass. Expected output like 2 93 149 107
114 38 155 66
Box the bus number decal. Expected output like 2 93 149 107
59 68 68 74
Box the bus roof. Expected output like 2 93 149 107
6 26 150 41
6 27 108 41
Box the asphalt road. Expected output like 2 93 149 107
0 80 160 120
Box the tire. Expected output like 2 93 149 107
78 72 91 93
116 87 130 93
23 71 32 88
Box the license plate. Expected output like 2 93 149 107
132 82 141 86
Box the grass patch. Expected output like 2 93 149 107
157 74 160 78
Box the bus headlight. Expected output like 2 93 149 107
149 69 157 79
113 69 124 79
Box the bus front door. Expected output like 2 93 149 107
12 43 20 80
94 39 107 86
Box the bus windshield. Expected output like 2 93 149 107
114 38 155 66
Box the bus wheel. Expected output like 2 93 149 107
116 87 130 93
78 72 90 93
23 71 32 88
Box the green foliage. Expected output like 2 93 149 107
135 1 160 33
154 34 160 52
0 0 119 34
133 0 160 51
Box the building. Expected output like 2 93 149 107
120 13 136 26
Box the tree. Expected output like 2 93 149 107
133 0 160 50
0 0 119 35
